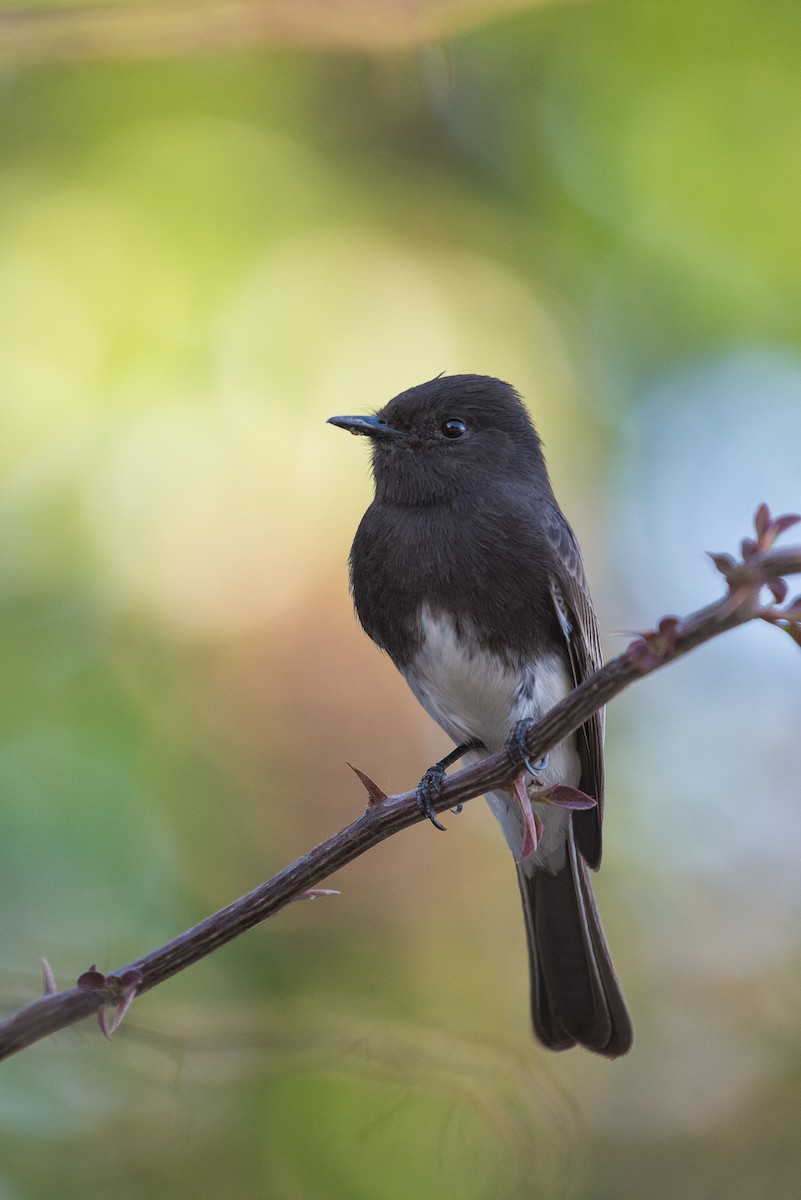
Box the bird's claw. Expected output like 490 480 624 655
416 764 449 831
415 740 483 831
507 720 549 781
417 734 484 830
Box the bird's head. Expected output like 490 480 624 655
328 374 548 506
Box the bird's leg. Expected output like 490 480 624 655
505 721 597 859
507 719 549 779
416 739 484 830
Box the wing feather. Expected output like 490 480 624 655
539 501 605 869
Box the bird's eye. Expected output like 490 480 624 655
441 418 466 439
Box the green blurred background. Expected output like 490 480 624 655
1 1 801 1196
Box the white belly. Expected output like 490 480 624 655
403 605 582 872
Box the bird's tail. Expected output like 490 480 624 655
517 827 633 1058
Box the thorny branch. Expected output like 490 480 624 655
0 505 799 1062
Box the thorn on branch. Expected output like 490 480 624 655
347 762 389 807
77 965 143 1039
293 889 341 902
41 959 57 996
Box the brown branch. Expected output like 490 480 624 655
0 508 799 1062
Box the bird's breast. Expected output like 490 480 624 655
404 604 582 873
403 604 575 757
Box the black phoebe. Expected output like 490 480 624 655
328 374 632 1057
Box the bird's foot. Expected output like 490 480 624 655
506 720 549 781
415 739 484 831
416 763 448 831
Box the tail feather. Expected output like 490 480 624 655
517 828 633 1058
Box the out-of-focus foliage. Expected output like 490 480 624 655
1 1 800 1197
0 0 561 60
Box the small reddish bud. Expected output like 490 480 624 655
708 552 738 579
773 514 801 537
77 967 107 991
754 503 771 540
769 578 789 604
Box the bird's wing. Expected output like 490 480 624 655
539 500 605 870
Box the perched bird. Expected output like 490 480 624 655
328 375 632 1057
